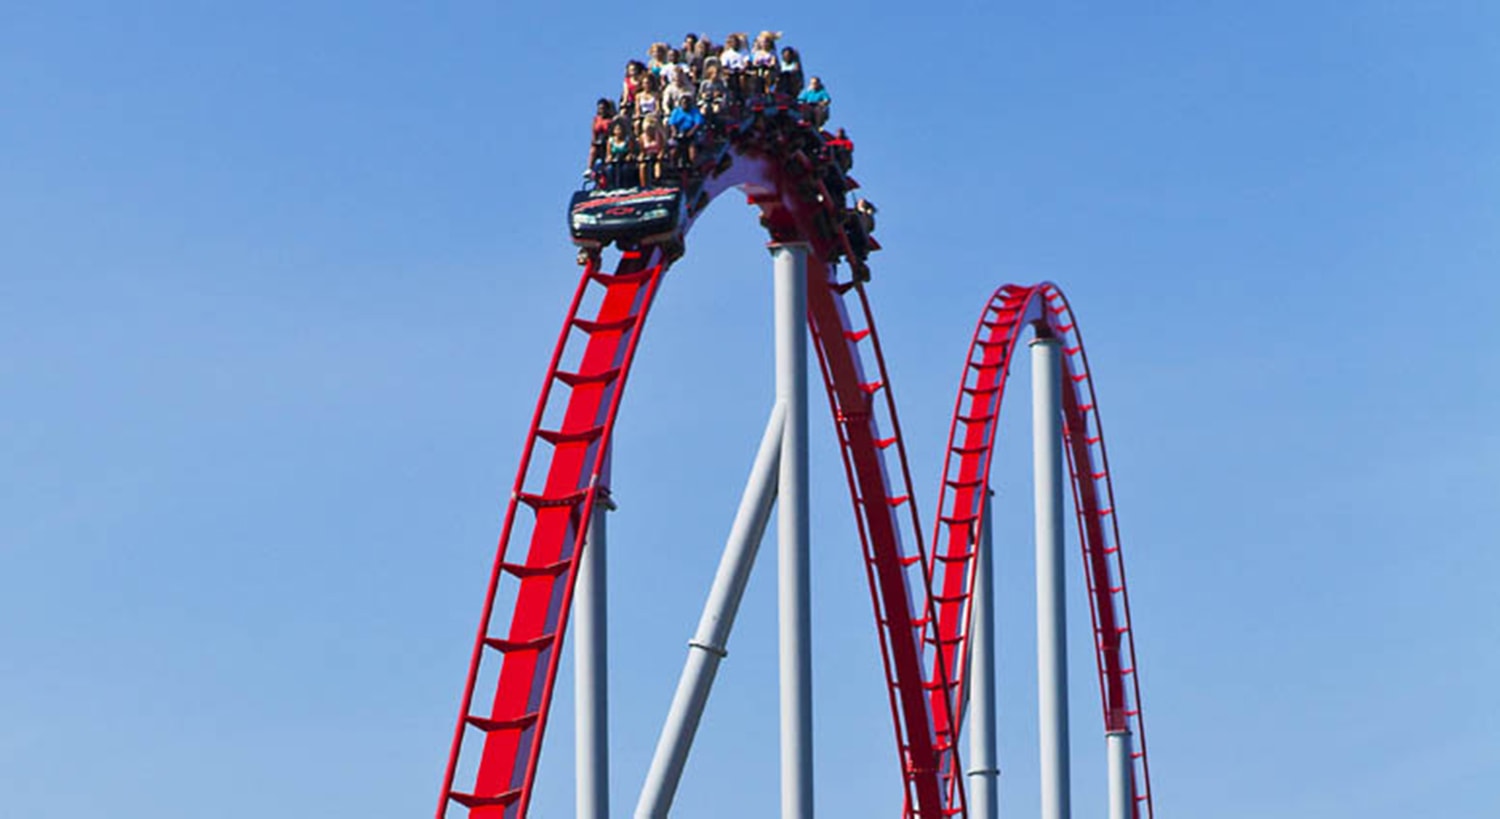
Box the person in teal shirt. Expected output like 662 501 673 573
797 76 831 125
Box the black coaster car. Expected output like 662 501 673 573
568 185 685 249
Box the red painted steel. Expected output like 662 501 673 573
438 128 1155 818
922 284 1155 819
438 250 666 818
1046 286 1155 819
805 268 954 819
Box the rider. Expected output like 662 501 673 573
797 76 831 126
845 198 877 282
668 95 706 168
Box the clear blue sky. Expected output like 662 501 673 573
2 2 1496 817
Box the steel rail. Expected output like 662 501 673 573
438 113 1154 818
923 284 1156 819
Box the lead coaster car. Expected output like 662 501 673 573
568 185 686 251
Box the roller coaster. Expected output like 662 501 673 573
434 39 1156 819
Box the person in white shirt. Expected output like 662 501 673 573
634 73 662 128
663 69 695 114
659 48 686 88
718 33 749 102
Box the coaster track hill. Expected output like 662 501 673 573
434 32 1156 819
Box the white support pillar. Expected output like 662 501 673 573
772 242 813 819
1031 335 1071 819
576 489 615 819
1106 730 1134 819
967 490 1000 819
634 405 786 819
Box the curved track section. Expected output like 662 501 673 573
438 120 1152 819
436 139 954 818
437 249 668 817
926 284 1155 818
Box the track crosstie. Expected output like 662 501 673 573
437 122 1155 817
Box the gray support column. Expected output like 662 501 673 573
1031 336 1071 819
634 405 786 819
1106 730 1134 819
576 490 615 819
772 242 813 819
967 490 1000 819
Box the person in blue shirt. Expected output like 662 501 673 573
797 76 831 125
668 95 706 167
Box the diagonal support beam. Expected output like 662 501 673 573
634 403 787 818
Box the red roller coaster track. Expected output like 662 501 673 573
435 116 1154 818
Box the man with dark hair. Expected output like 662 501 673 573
668 94 705 167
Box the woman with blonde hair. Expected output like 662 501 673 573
750 31 780 95
636 115 667 187
697 59 726 117
647 42 670 76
